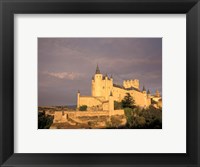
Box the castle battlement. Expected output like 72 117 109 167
123 79 139 90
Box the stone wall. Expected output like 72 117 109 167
79 96 102 107
112 86 151 108
53 110 124 123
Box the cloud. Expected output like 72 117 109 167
44 71 84 80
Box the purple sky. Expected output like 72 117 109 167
38 38 162 106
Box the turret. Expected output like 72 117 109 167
155 89 160 97
105 73 108 80
142 86 146 94
110 74 113 84
77 90 80 109
147 89 151 98
96 64 101 74
93 64 103 97
109 91 114 112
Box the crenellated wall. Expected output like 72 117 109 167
112 86 151 108
123 79 140 89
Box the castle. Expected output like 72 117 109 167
77 65 161 111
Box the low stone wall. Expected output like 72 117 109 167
64 110 124 117
110 110 124 116
53 110 124 123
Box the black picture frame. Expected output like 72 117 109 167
0 0 200 166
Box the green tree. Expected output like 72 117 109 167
121 93 136 109
79 105 87 111
124 108 133 127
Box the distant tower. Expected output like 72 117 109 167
142 86 146 94
96 64 101 74
109 91 114 112
77 90 80 109
92 64 103 97
155 89 160 97
105 73 108 100
110 74 113 87
110 74 113 80
147 89 151 98
105 73 108 78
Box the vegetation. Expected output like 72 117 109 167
105 115 125 129
114 101 122 110
110 116 123 128
121 93 162 129
124 106 162 129
121 93 136 109
79 105 88 111
38 111 54 129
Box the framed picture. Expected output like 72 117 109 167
38 37 163 130
0 0 199 166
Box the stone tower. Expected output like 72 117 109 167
142 86 146 94
147 89 151 98
92 64 103 97
155 89 160 97
92 65 113 99
109 91 114 112
77 90 80 108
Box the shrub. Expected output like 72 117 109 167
114 101 122 110
38 111 54 129
135 116 146 128
123 105 162 129
79 105 87 111
111 116 122 128
124 108 134 127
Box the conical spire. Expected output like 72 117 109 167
147 89 150 94
96 64 101 74
142 86 146 91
